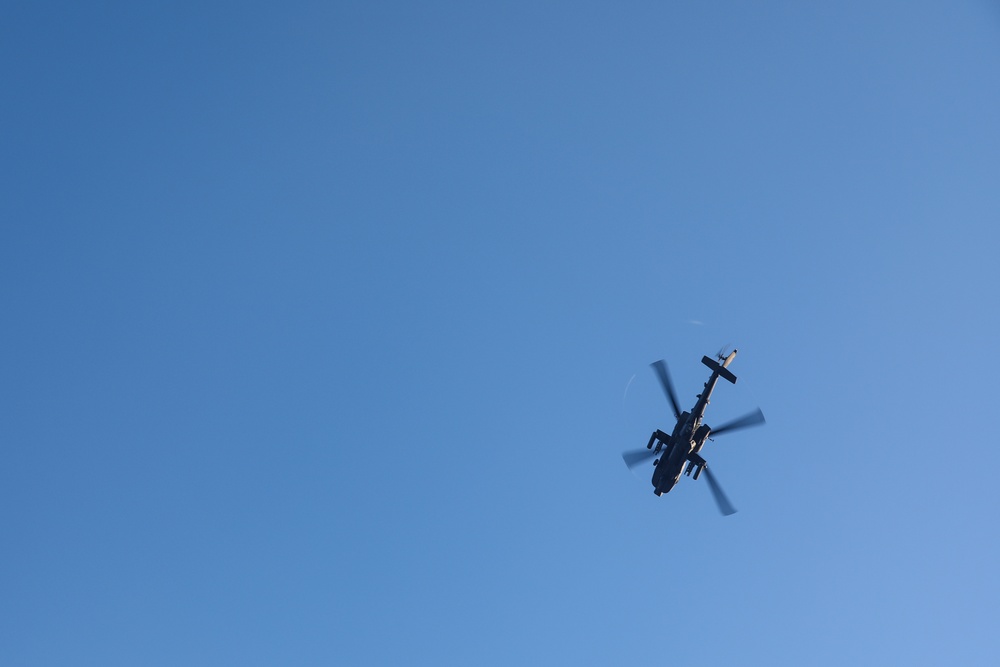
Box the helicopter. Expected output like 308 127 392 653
621 349 765 515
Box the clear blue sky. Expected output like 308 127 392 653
3 2 999 665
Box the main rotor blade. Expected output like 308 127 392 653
701 466 737 516
710 407 766 436
650 360 682 420
622 448 657 470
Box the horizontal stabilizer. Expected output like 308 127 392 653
701 356 737 384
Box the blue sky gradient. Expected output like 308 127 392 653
3 2 1000 665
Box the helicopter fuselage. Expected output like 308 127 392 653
650 356 729 495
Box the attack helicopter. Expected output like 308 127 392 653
621 349 765 515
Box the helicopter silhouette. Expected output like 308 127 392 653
621 349 765 515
